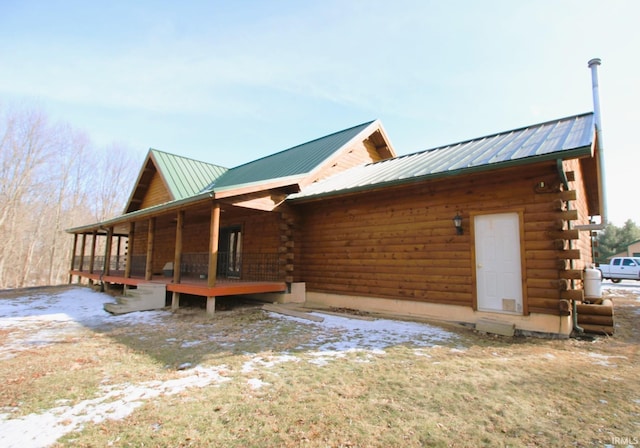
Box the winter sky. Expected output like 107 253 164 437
0 1 638 225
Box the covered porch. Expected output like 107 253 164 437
67 199 296 314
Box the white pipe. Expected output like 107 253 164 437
588 58 608 224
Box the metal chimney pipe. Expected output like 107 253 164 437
588 58 607 224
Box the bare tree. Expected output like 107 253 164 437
91 143 140 222
0 103 142 288
0 106 54 288
46 125 92 284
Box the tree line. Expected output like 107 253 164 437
0 103 140 289
596 220 640 264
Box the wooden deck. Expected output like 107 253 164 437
69 270 287 297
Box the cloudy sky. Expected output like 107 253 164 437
0 1 638 225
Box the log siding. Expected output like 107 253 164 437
140 170 172 209
296 160 588 316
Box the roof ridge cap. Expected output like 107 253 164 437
227 120 377 171
149 148 228 170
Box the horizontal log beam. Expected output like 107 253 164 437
559 209 579 221
560 289 584 301
547 229 580 240
577 314 614 326
576 304 614 316
580 324 614 335
558 249 582 260
559 270 584 280
558 190 577 201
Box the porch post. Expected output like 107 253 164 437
171 210 184 311
89 231 97 285
103 227 113 276
79 234 87 273
102 227 113 291
115 235 122 271
68 233 78 284
124 222 134 279
89 231 97 274
206 296 216 314
145 218 155 281
206 203 221 316
123 222 134 294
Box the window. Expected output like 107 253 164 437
218 226 242 278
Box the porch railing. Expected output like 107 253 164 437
73 252 283 282
130 255 146 276
72 255 127 273
182 252 282 282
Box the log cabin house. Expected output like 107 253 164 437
67 111 606 337
68 64 608 337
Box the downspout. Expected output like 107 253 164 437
557 160 584 333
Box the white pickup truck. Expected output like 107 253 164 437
598 257 640 283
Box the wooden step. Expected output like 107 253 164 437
104 283 167 315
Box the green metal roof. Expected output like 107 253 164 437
290 113 595 201
206 120 376 191
150 149 228 200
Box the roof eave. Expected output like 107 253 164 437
304 119 396 179
66 175 305 234
212 174 305 199
66 190 215 234
123 149 157 214
289 145 593 203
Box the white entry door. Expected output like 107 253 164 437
475 212 523 314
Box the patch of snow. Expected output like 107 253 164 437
308 349 348 366
270 311 457 352
247 378 269 389
0 364 230 448
0 286 461 446
0 288 165 360
241 354 298 373
601 280 640 297
0 287 163 329
307 347 385 366
587 352 627 367
413 349 433 358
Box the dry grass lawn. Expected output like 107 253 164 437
0 285 638 447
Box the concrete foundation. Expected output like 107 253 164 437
305 291 573 337
243 282 306 304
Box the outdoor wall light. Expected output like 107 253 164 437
453 212 463 235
